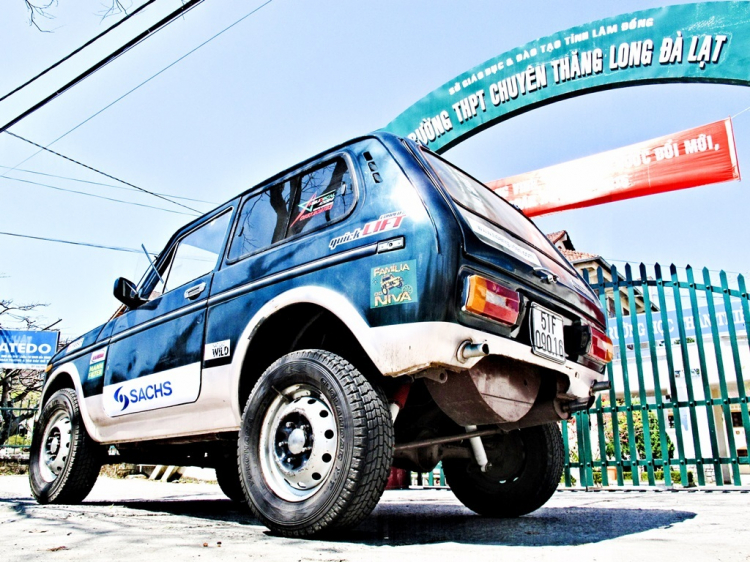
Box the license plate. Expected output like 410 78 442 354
531 304 566 363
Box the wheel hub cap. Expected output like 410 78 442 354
39 411 72 483
286 427 307 455
259 385 339 502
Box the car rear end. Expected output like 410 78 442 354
404 141 613 427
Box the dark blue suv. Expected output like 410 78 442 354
30 133 612 537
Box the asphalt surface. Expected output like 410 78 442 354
0 475 748 561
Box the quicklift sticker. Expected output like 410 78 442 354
204 340 231 361
329 211 405 250
370 260 419 308
87 347 107 380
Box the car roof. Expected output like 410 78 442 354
160 131 404 256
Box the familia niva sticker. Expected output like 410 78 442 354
370 260 418 308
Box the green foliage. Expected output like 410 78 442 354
603 399 675 461
5 434 30 447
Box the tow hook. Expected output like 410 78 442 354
465 425 490 472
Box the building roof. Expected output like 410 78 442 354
560 249 600 263
546 231 605 265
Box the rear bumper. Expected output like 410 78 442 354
365 321 606 401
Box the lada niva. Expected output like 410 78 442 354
30 132 613 537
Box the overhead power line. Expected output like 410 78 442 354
5 130 200 214
0 164 218 205
0 175 197 216
0 0 157 104
0 231 146 254
2 0 277 175
0 0 207 136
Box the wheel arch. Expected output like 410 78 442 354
231 286 387 417
40 364 100 442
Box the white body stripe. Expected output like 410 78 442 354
85 364 236 444
43 285 603 444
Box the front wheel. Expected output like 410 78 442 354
443 423 564 518
28 388 101 504
239 350 393 537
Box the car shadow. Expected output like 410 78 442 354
77 496 696 547
339 502 697 546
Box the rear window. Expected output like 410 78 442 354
288 159 354 237
422 150 571 268
228 156 355 262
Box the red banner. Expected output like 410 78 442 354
487 119 740 217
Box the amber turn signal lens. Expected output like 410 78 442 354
465 275 520 325
587 326 614 365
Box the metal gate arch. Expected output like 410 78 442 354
564 263 750 487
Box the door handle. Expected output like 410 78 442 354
184 282 206 300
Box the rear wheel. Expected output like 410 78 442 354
28 388 101 504
239 350 393 537
215 453 245 503
443 423 563 517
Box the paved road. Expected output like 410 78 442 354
1 475 748 561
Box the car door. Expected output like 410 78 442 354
102 207 234 418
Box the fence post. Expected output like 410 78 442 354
654 264 690 485
611 264 641 485
686 266 723 483
639 263 673 486
625 264 655 485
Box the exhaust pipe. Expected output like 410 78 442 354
592 380 611 393
457 340 489 363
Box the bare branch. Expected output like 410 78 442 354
23 0 57 32
0 299 48 330
23 1 132 31
98 0 130 21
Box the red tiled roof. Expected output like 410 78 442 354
560 248 600 263
546 230 567 244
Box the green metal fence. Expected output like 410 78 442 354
564 263 750 487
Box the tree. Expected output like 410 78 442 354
23 0 130 32
0 298 56 447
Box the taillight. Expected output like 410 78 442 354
587 326 614 365
464 275 520 325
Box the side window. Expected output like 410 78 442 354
287 158 354 238
155 211 232 295
228 181 292 261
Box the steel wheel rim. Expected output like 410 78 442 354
39 410 72 483
258 383 339 502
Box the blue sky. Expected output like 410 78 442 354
1 0 749 339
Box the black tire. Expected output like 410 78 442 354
215 452 245 504
443 423 564 517
28 388 101 504
239 350 393 537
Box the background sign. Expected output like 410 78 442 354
382 2 750 153
0 330 59 370
487 118 740 216
611 299 746 357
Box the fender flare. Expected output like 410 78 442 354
227 286 379 420
40 364 102 442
